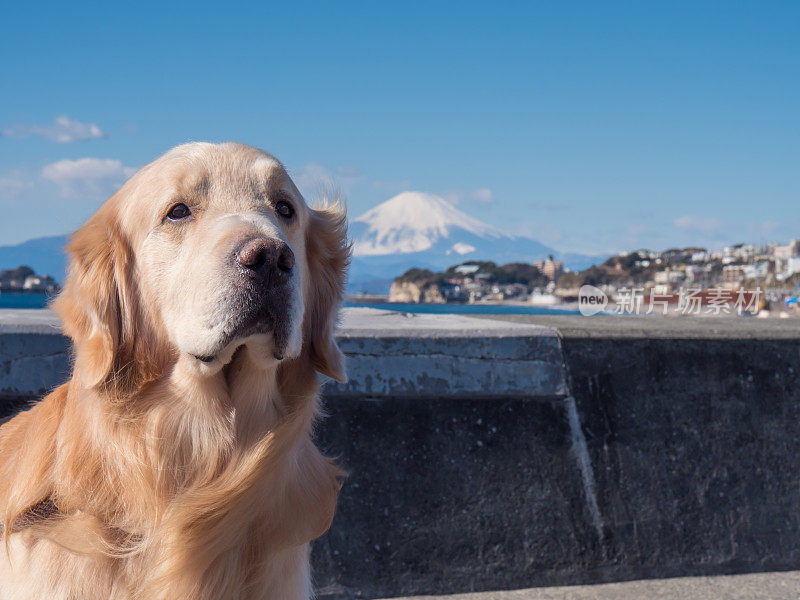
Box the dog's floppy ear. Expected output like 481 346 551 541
303 203 350 383
53 203 139 390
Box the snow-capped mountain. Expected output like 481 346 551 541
348 191 600 293
352 191 507 256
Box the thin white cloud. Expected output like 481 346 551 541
3 115 105 143
673 215 721 233
0 173 33 199
470 188 494 203
292 162 362 200
41 158 136 198
443 188 495 205
372 178 413 193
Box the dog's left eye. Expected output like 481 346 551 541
166 203 191 221
275 200 294 219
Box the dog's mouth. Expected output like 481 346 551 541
189 282 295 368
190 325 286 366
192 307 292 366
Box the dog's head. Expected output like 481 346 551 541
54 142 349 393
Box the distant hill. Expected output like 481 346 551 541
0 235 69 282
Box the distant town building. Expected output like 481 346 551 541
654 269 684 285
722 265 746 284
440 282 468 302
534 255 563 282
776 257 800 281
743 261 771 281
684 265 708 282
774 240 800 261
454 264 481 275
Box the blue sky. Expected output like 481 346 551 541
1 1 798 254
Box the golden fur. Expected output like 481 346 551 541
0 143 350 599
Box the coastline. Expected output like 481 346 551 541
345 297 796 318
344 298 582 316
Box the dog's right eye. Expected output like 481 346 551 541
166 203 191 221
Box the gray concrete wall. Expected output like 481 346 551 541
2 309 800 599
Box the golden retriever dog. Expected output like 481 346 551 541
0 142 349 599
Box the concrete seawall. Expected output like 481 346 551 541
1 308 799 598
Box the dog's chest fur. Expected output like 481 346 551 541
0 359 339 600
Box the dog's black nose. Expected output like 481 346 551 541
236 238 295 284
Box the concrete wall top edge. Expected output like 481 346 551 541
5 308 800 340
0 308 568 400
475 314 800 340
0 308 561 339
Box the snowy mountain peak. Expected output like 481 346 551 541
353 191 505 256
